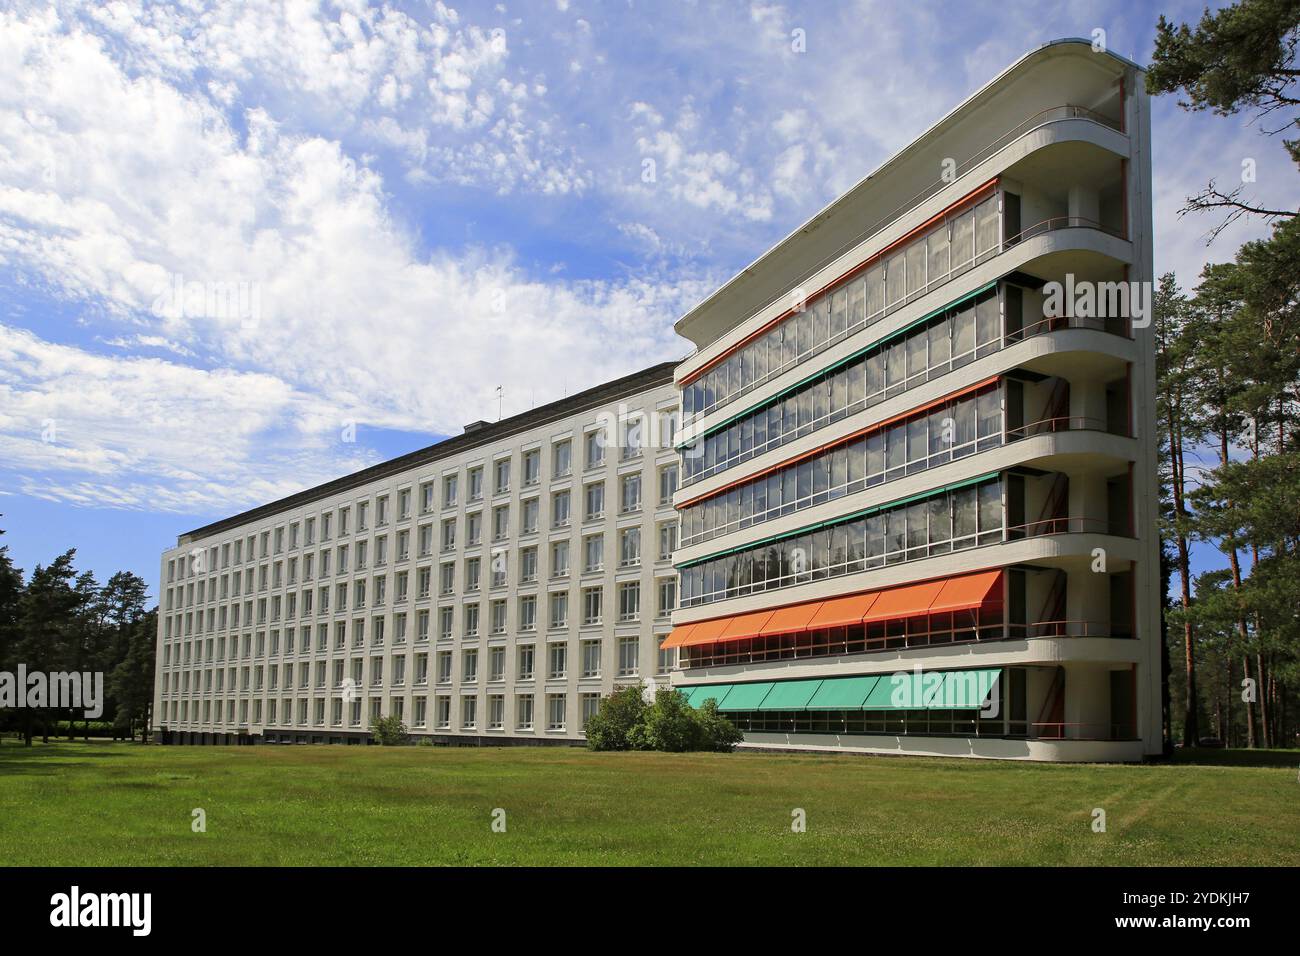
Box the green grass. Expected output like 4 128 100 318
0 739 1297 865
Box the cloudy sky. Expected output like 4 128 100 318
1 0 1295 598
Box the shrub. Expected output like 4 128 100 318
586 685 743 753
370 715 409 746
583 683 647 751
690 699 745 752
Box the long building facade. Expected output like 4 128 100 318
153 363 683 744
664 39 1162 761
154 39 1162 761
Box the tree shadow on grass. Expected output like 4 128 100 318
0 738 141 776
1166 747 1300 769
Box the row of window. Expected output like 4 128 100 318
162 577 680 661
682 193 1002 421
164 515 679 619
680 286 1007 484
162 691 608 734
161 640 675 695
679 476 1005 608
680 384 1003 547
167 418 680 583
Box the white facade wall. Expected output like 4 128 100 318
152 365 680 745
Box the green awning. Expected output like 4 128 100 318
681 669 1000 712
758 679 824 710
683 684 732 707
940 669 1001 709
862 669 1001 710
717 682 775 711
807 675 880 710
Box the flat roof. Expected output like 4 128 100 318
674 38 1141 349
179 360 678 544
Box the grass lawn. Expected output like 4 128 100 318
0 739 1296 866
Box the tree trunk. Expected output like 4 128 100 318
1168 404 1199 746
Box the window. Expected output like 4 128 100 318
437 651 452 684
584 534 604 572
621 415 643 460
618 581 640 622
551 490 571 528
618 636 639 676
521 498 540 534
582 587 602 625
492 505 509 541
518 595 536 632
585 429 605 468
553 439 572 478
548 643 567 679
619 527 640 566
465 556 480 592
584 482 605 520
489 646 506 682
658 464 679 504
581 639 601 678
522 449 541 486
520 546 538 583
657 577 676 617
441 475 457 509
461 696 477 729
441 518 457 552
464 603 480 638
517 644 535 681
487 694 505 729
494 458 511 494
516 694 534 730
417 566 432 599
549 591 568 629
620 474 641 513
468 467 483 502
550 541 570 577
418 523 433 557
440 562 455 595
546 694 566 731
490 599 507 634
658 646 675 675
462 648 479 682
436 697 451 728
466 512 482 546
658 521 677 561
398 488 411 521
434 607 449 641
421 481 436 514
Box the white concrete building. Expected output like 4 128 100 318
665 40 1162 761
153 363 681 744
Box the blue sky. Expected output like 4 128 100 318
0 0 1295 604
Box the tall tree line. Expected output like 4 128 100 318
1149 0 1300 748
0 526 157 745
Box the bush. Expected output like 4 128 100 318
583 684 647 751
370 715 409 746
585 684 743 753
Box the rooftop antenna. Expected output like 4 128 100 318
495 385 503 421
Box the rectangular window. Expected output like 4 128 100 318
553 440 572 478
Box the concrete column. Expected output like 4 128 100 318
1068 183 1100 225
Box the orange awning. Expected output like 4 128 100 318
807 592 879 629
689 616 734 645
928 570 1003 614
860 580 947 623
719 610 775 642
666 570 1005 650
659 623 699 650
759 602 825 636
